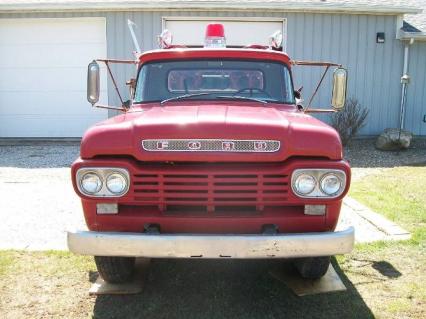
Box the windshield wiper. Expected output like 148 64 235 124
216 95 269 104
161 92 275 105
160 92 213 105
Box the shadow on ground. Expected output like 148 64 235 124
91 258 374 319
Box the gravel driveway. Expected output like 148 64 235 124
0 143 84 250
345 138 426 181
0 139 423 250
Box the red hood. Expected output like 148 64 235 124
80 102 342 162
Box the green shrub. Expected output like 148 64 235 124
331 98 369 145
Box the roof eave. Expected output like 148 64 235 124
0 3 422 15
400 31 426 41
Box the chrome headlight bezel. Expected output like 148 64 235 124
80 172 103 194
320 173 343 196
76 167 130 197
293 173 317 195
291 169 346 198
106 172 128 195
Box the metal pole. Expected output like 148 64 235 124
399 38 414 132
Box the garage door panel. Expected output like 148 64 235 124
0 90 108 116
1 67 107 92
0 18 106 45
0 18 107 137
0 43 107 68
0 114 107 138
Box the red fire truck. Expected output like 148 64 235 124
68 24 353 284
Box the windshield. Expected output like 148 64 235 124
134 59 295 104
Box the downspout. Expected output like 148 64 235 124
399 38 414 132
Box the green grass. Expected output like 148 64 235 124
0 251 96 319
344 166 426 318
350 166 426 246
0 251 14 277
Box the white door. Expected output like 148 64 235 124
164 18 285 48
0 18 108 138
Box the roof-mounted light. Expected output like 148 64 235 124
158 29 173 49
269 30 283 50
204 23 226 48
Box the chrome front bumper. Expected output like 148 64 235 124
67 227 354 259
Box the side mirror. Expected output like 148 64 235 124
87 60 100 105
331 67 347 110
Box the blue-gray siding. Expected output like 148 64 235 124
406 43 426 136
1 10 425 135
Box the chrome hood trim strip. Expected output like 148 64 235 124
142 139 280 153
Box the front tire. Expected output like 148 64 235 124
293 256 330 279
94 256 136 284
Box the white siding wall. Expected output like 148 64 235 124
2 10 425 136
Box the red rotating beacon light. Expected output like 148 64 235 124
204 23 226 48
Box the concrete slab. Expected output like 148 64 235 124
337 202 388 243
269 263 346 296
89 258 150 296
343 197 411 242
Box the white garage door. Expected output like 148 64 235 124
164 18 285 48
0 18 108 137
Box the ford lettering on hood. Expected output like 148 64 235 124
141 139 280 153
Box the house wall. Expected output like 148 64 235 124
1 10 425 136
405 42 426 136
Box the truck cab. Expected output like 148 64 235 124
68 25 354 284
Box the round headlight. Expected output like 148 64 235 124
320 173 342 195
81 173 102 194
294 174 316 195
106 173 128 194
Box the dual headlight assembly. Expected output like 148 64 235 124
76 168 130 197
291 169 346 198
76 167 345 199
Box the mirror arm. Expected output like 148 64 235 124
304 65 330 113
291 61 341 67
304 108 338 113
96 59 137 64
104 61 125 107
94 104 127 112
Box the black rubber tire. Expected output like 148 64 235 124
293 256 331 279
94 256 136 284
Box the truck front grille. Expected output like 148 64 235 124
131 163 289 213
